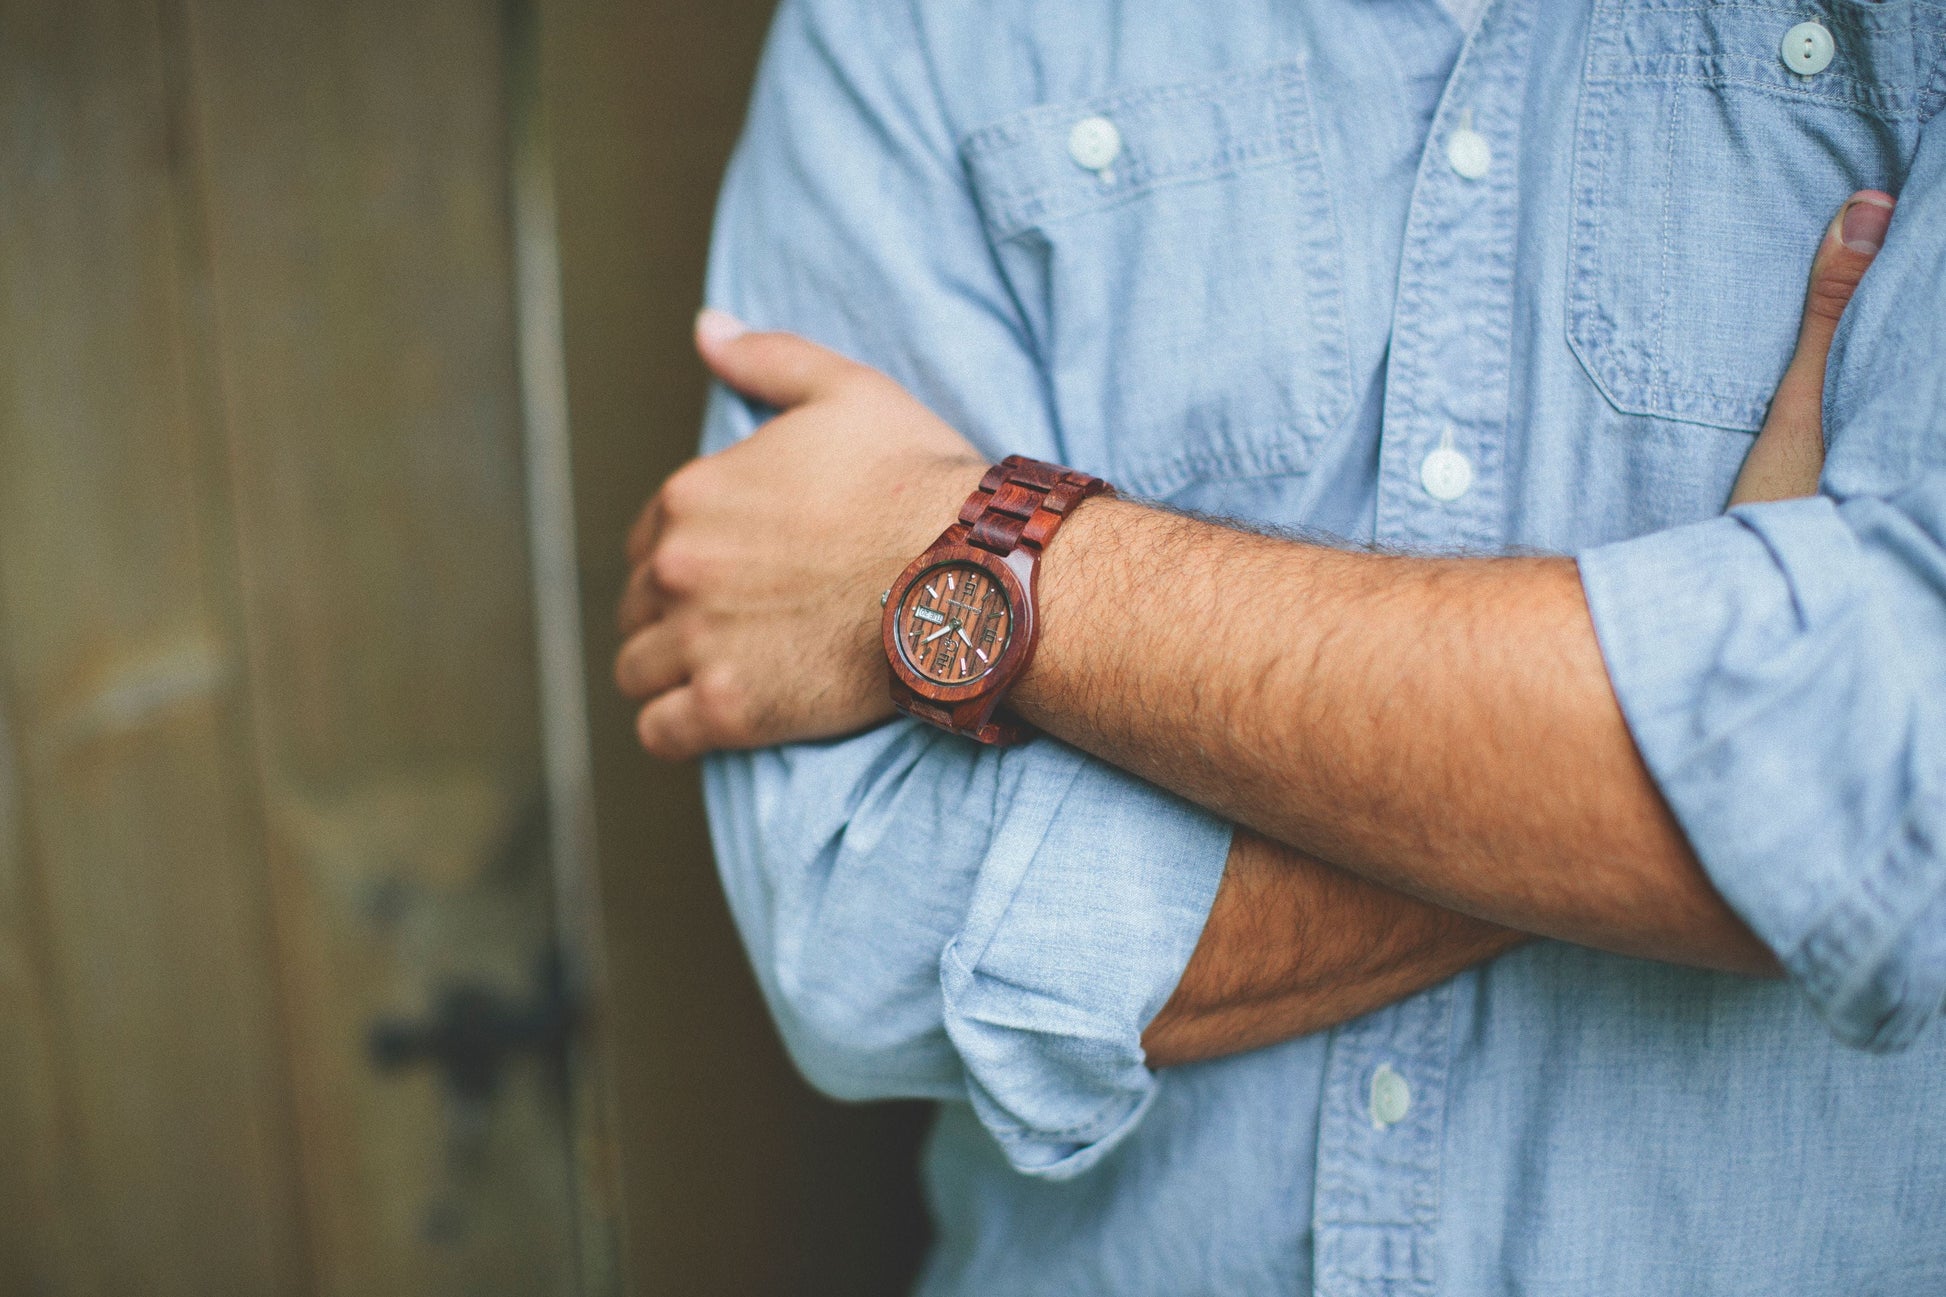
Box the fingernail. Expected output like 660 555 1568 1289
695 307 748 345
1841 193 1895 255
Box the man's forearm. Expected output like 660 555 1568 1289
626 193 1889 997
1144 827 1527 1067
1013 500 1777 976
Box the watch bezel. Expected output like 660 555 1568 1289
881 543 1036 707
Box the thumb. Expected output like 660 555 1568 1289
1729 190 1894 507
695 308 866 409
1801 190 1896 338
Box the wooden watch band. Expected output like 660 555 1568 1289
951 455 1116 559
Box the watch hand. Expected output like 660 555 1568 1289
957 627 975 649
922 623 956 644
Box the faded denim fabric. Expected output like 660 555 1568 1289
698 0 1946 1293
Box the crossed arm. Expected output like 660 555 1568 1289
619 194 1891 1067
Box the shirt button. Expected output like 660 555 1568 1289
1421 444 1475 501
1447 127 1492 180
1370 1064 1412 1128
1781 21 1834 76
1067 116 1123 172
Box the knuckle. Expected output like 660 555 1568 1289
658 461 714 520
649 539 698 594
636 705 690 761
691 667 748 739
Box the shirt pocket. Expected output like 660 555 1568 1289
960 61 1352 498
1568 0 1945 433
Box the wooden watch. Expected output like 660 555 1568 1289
880 455 1114 745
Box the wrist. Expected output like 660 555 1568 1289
880 456 991 568
868 455 990 606
1007 494 1153 724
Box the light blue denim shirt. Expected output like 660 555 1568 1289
699 1 1946 1293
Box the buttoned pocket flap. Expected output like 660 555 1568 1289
961 63 1353 497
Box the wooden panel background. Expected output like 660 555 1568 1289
0 0 933 1292
0 1 591 1293
539 2 935 1294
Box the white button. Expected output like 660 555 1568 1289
1067 116 1123 172
1781 22 1834 76
1447 128 1492 180
1370 1064 1412 1128
1421 445 1475 501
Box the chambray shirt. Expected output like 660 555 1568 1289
699 1 1946 1293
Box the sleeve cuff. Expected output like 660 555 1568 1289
939 748 1232 1178
1580 498 1946 1050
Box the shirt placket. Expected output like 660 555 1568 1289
1373 0 1528 552
1313 983 1455 1297
1316 4 1531 1295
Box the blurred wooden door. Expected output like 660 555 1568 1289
540 3 933 1295
0 0 933 1292
0 1 619 1294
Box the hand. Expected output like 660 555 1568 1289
615 310 989 759
1730 190 1895 505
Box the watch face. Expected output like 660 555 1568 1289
894 561 1013 686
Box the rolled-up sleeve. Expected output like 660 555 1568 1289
940 757 1229 1177
697 0 1230 1175
1577 121 1946 1052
